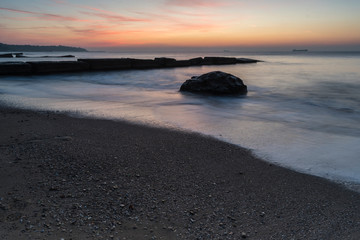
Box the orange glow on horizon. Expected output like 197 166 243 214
0 1 359 50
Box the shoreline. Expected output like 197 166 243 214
1 105 359 239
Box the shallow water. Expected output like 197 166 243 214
1 51 360 189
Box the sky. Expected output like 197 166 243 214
1 0 360 51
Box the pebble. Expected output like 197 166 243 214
2 108 358 240
55 136 73 141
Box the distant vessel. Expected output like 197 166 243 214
292 49 308 52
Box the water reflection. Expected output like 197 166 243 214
1 53 360 186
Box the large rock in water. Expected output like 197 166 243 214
180 71 247 95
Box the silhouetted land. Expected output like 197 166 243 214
0 43 87 52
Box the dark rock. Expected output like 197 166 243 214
14 53 23 57
0 53 14 58
0 56 260 76
56 55 75 58
154 57 176 67
14 55 75 58
29 61 89 74
180 71 247 95
130 59 160 69
41 55 75 58
189 57 203 65
236 58 259 63
0 62 32 75
78 58 131 70
202 57 237 65
166 60 191 68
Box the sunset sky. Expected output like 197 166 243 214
1 0 360 51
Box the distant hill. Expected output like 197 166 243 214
0 43 88 52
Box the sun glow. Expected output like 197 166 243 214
0 0 359 50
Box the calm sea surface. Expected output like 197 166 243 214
1 51 360 190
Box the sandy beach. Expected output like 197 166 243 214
0 106 359 239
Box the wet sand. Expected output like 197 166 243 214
0 106 359 239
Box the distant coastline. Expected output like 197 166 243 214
0 43 87 52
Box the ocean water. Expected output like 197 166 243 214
1 51 360 190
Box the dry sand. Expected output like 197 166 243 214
0 106 359 239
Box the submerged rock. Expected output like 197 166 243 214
0 53 13 58
154 57 177 67
78 58 132 70
202 57 238 65
0 62 32 75
14 53 23 57
29 61 89 74
180 71 247 95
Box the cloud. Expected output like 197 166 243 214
0 25 61 30
165 0 227 8
165 9 216 17
68 25 141 36
65 25 151 47
51 0 66 4
80 11 149 22
171 22 218 32
50 1 149 23
0 7 86 22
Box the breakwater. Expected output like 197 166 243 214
0 57 258 75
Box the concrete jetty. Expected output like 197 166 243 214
0 57 259 75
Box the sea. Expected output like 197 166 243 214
1 50 360 191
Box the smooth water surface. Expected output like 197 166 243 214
1 51 360 189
